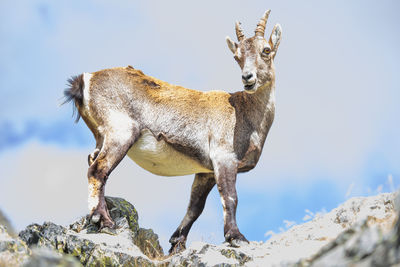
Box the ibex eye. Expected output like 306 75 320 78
263 47 271 55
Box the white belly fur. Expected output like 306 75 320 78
127 129 212 176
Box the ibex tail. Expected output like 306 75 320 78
63 74 84 122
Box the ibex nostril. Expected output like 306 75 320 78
242 73 253 81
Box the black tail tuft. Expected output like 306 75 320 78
63 74 84 122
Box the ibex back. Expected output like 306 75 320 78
64 10 282 254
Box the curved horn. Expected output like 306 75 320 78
255 10 271 37
235 21 245 42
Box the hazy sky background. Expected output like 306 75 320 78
0 0 399 251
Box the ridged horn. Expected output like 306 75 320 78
255 10 271 37
235 21 245 42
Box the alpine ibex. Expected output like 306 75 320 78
64 10 282 253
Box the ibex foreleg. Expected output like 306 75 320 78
213 155 249 246
169 173 215 254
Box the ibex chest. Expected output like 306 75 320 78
237 131 263 171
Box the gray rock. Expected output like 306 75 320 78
18 196 162 266
3 192 400 266
19 222 66 250
135 227 164 259
23 248 82 267
307 191 400 267
0 225 30 266
0 225 82 267
164 241 243 266
105 197 139 232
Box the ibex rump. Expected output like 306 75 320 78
64 10 282 253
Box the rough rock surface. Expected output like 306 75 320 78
0 225 30 266
161 192 399 266
0 193 398 266
23 248 82 267
306 192 400 267
18 196 163 266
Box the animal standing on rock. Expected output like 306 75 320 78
64 10 282 254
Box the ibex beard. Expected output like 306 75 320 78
64 10 282 254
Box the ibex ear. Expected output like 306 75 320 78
269 24 282 55
226 36 238 54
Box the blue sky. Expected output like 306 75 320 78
0 0 399 250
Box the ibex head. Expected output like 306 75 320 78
226 10 282 93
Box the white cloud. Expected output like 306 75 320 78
0 142 88 229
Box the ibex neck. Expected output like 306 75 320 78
246 81 275 134
238 80 276 125
229 81 275 167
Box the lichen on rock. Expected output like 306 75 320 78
105 196 139 234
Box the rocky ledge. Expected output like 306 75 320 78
0 192 399 266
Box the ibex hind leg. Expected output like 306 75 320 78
87 128 139 229
169 173 216 254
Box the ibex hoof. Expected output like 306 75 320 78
169 236 187 255
225 230 249 248
169 241 186 255
100 219 115 230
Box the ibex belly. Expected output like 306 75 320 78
127 129 212 176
